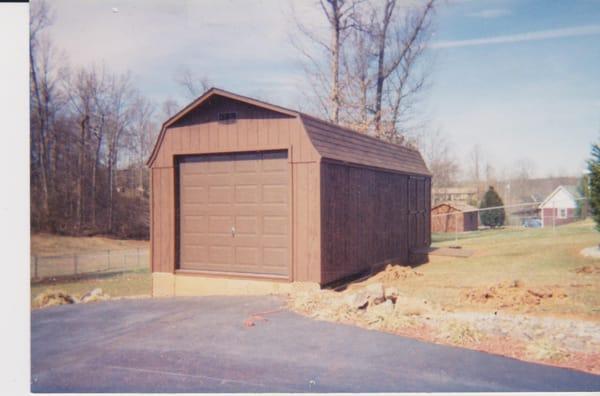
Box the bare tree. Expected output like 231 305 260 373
104 72 135 233
293 0 435 142
174 66 211 100
292 0 357 122
30 1 69 230
417 128 459 189
469 144 482 196
160 98 180 120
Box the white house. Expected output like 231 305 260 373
538 185 581 227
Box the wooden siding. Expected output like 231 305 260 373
431 204 478 233
152 96 318 168
541 207 576 227
150 96 321 282
320 161 431 285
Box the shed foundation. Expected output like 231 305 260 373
152 272 319 297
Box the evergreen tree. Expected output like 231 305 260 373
480 186 505 228
587 143 600 231
576 173 590 219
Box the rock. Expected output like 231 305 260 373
345 290 369 309
367 298 394 317
379 299 394 314
365 282 385 304
80 288 109 303
384 287 399 300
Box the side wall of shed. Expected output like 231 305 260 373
320 160 431 285
150 97 321 282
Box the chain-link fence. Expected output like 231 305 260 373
31 248 149 281
431 197 589 243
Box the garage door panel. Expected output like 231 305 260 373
262 234 288 247
182 215 208 233
234 156 259 172
208 246 233 264
263 216 287 236
235 185 259 203
208 185 233 203
181 245 208 263
261 205 288 216
179 150 289 277
235 247 259 265
235 216 258 235
208 216 234 235
262 184 287 203
182 186 207 204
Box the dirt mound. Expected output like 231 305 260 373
32 290 77 308
573 265 600 274
462 281 567 309
372 264 424 283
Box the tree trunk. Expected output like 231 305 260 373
330 17 341 123
76 116 88 233
30 50 51 223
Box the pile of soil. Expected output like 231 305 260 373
573 265 600 274
461 281 567 309
372 264 424 283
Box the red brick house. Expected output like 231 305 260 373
538 185 581 227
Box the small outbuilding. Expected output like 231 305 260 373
431 202 478 233
147 88 431 296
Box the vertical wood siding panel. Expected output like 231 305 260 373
319 161 431 284
151 168 159 271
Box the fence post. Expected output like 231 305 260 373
74 254 78 275
454 212 458 243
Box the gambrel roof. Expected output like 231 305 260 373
147 88 430 176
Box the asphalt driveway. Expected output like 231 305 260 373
31 296 600 392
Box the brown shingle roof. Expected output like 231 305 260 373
300 114 430 176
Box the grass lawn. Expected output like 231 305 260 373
31 233 148 256
30 221 600 318
413 219 600 318
30 233 151 307
31 269 152 305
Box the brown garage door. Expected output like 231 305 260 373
178 151 289 277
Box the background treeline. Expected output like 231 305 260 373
30 2 162 238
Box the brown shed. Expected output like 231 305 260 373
147 88 431 295
431 202 479 233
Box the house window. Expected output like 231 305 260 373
558 208 567 219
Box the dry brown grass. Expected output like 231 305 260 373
31 233 148 256
31 269 151 307
287 220 600 375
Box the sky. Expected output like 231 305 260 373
43 0 600 179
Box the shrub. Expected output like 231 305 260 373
479 186 505 228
